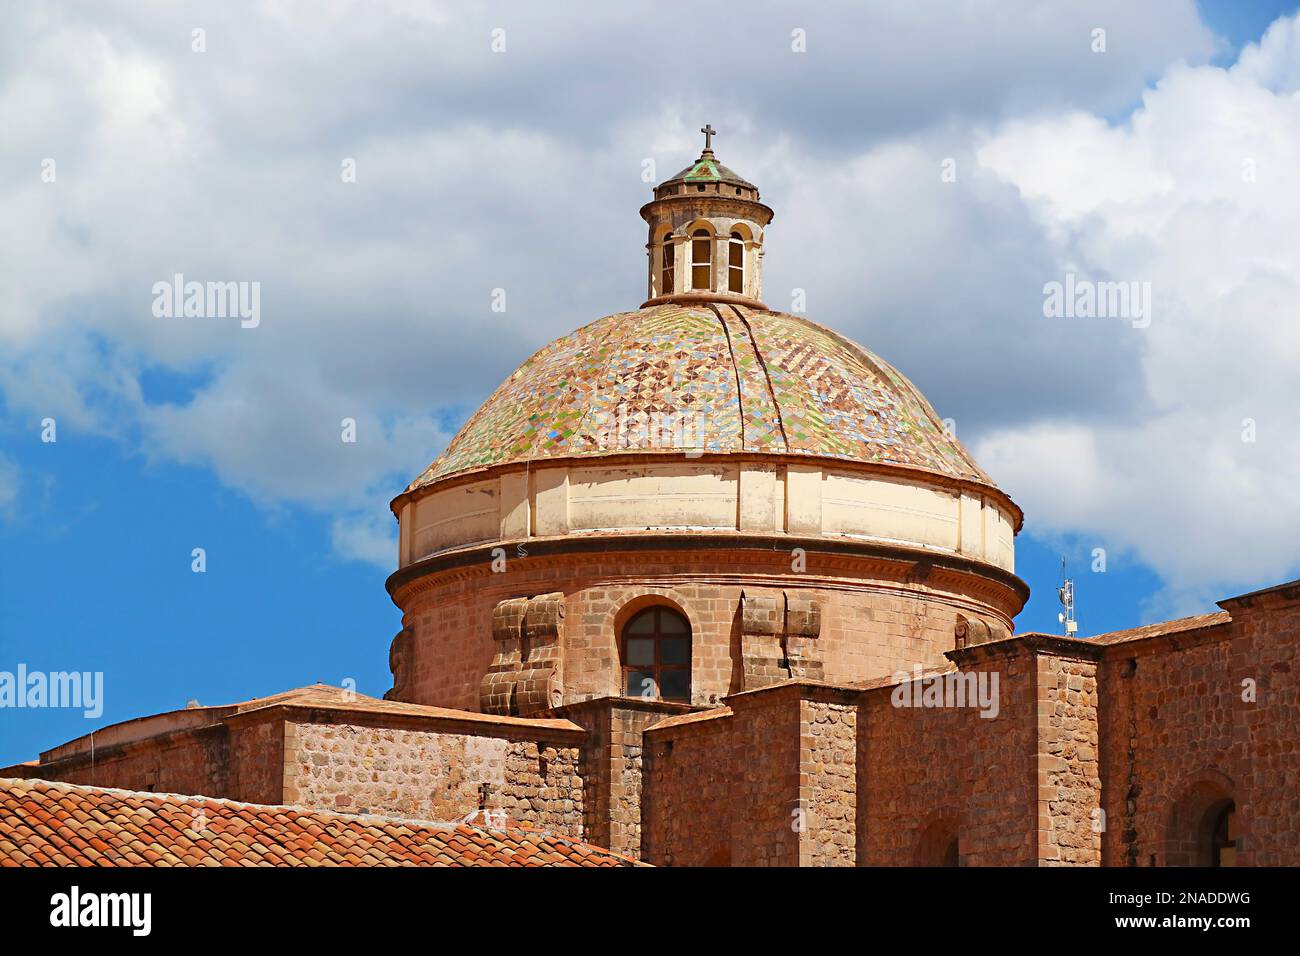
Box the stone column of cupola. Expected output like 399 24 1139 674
639 133 774 310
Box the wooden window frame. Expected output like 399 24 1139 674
728 232 745 294
661 234 675 295
690 229 713 291
620 606 691 702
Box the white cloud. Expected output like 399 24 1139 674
331 510 398 568
974 14 1300 601
0 0 1253 591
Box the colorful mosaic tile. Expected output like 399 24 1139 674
407 303 991 492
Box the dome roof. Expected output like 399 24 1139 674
406 303 996 494
651 147 763 205
662 150 755 189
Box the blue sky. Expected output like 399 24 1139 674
3 0 1300 764
1200 0 1297 50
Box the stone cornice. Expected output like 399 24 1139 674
638 194 775 226
552 696 701 721
226 703 588 743
640 291 768 310
385 532 1030 615
947 632 1105 667
724 678 864 709
1217 577 1300 612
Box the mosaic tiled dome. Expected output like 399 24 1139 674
407 303 993 493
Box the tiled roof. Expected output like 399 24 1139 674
1089 611 1232 646
0 777 641 867
661 149 756 188
406 304 995 492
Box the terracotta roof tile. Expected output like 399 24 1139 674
1088 610 1232 646
0 778 642 868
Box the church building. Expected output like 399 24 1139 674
4 131 1298 867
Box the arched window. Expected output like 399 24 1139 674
691 229 713 291
660 233 675 295
621 606 691 702
728 231 745 294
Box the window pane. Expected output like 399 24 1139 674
729 241 743 267
626 670 657 699
729 267 743 293
660 669 690 701
660 637 690 665
692 265 710 289
626 611 654 634
692 239 711 263
659 611 688 634
626 637 655 666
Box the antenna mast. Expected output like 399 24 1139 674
1057 557 1078 636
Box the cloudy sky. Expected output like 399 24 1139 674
3 0 1299 762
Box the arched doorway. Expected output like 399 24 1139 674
1165 773 1236 866
1209 801 1237 867
941 837 959 867
621 606 691 702
914 815 961 867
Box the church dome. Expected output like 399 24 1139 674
387 130 1025 720
655 151 759 199
405 302 996 494
650 124 763 204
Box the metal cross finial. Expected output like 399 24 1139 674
701 124 716 151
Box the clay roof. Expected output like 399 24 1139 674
0 777 641 867
405 304 999 494
1088 610 1232 646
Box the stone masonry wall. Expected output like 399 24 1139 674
643 685 858 867
859 655 1037 865
1097 634 1234 866
394 548 1017 713
30 728 231 800
568 701 676 860
641 714 735 866
283 718 583 836
727 692 802 866
1035 655 1101 865
799 698 857 866
228 719 286 806
1226 595 1300 865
